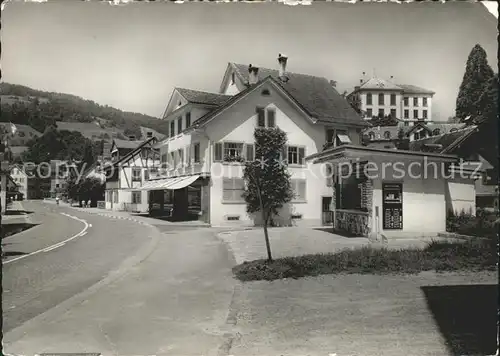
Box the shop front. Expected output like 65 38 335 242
141 174 210 223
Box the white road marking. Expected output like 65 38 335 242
3 213 90 265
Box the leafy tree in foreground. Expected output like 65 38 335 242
455 44 494 120
242 127 293 261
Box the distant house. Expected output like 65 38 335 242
0 123 42 146
409 124 496 213
110 139 145 161
104 137 160 213
140 126 166 141
9 146 29 161
363 121 467 149
10 164 29 199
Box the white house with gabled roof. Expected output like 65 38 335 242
140 54 369 227
104 137 160 213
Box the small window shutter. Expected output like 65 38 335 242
298 147 305 165
194 143 200 163
267 109 276 127
281 145 288 163
256 108 265 127
246 144 254 161
214 142 223 162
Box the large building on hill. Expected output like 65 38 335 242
348 75 435 125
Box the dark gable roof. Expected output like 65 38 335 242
409 126 477 153
397 84 435 95
110 137 158 168
230 63 364 125
113 139 143 150
176 88 232 106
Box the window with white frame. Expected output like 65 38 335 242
423 110 428 119
366 93 372 105
378 93 384 105
223 142 244 161
413 97 419 106
287 146 305 165
132 191 142 204
222 178 245 202
404 109 409 119
291 179 306 201
132 168 142 182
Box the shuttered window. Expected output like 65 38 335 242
222 178 245 202
256 107 266 127
267 108 276 127
214 142 223 162
177 117 183 134
291 179 307 201
193 143 201 163
186 112 191 128
287 146 305 166
132 191 142 204
170 121 175 138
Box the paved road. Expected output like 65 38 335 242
2 200 159 333
4 201 237 356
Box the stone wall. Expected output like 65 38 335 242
336 209 370 237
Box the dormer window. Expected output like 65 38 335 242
146 132 153 138
262 89 270 96
432 129 440 136
384 131 391 139
231 73 235 85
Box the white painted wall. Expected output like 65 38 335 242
446 177 476 215
205 82 338 226
369 157 448 238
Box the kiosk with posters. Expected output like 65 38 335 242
382 182 403 230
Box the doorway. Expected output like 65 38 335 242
321 196 333 225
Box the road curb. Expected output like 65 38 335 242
3 220 161 349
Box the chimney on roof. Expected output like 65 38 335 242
362 71 366 84
278 53 288 81
330 80 337 88
248 64 259 85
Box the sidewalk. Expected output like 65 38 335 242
42 199 211 228
218 228 457 264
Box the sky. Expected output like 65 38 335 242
2 0 497 121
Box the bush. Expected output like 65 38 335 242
446 208 497 238
233 239 496 282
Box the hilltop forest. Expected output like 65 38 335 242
0 82 170 138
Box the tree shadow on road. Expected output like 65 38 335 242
1 223 39 239
4 210 34 216
421 284 497 356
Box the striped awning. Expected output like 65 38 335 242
136 175 201 191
